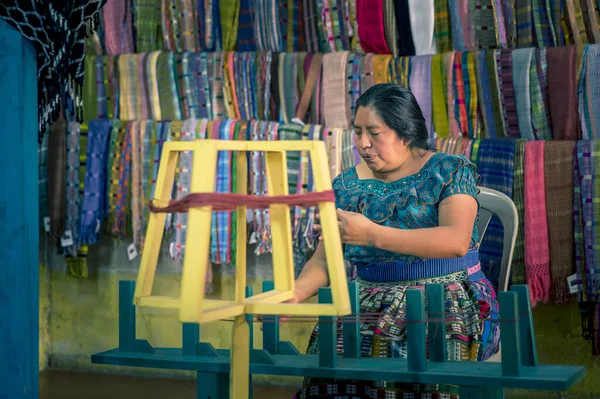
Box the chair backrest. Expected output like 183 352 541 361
476 187 519 292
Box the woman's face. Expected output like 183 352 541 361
353 106 410 173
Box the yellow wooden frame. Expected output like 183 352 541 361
133 139 351 323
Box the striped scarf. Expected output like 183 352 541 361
499 49 519 138
578 44 600 139
322 52 351 129
108 121 132 238
80 119 112 245
516 0 535 47
255 0 284 51
134 0 161 52
434 0 453 53
475 51 495 138
512 48 536 140
103 0 134 54
409 55 433 142
532 0 558 46
511 138 527 285
237 0 257 50
524 141 551 306
476 138 517 290
157 52 182 121
529 49 553 140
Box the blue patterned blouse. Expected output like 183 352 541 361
333 152 480 264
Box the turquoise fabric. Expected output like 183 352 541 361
333 152 480 264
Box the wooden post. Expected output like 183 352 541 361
318 288 337 368
261 281 279 354
119 281 137 352
406 289 427 372
426 284 447 362
0 19 39 398
342 282 360 358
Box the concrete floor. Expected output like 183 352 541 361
40 370 595 399
39 370 297 399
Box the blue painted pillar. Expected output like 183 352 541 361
0 19 39 398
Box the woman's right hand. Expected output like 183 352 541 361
313 212 324 241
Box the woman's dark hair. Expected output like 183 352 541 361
354 83 429 151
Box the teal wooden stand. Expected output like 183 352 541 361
0 19 39 398
92 280 585 398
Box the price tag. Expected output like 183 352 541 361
566 274 579 294
43 217 51 233
60 230 74 247
291 117 305 126
248 232 258 244
127 244 138 261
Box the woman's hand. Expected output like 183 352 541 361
336 209 376 246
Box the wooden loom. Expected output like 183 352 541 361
92 139 586 398
131 139 352 398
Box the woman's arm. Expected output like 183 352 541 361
336 193 478 259
292 242 330 302
367 194 478 258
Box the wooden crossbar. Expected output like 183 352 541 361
92 280 586 399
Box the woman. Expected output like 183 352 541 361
292 83 500 398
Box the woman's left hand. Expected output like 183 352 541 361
336 209 376 246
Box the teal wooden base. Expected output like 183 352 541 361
91 281 586 398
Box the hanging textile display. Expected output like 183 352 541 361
529 48 553 140
221 0 241 51
434 0 453 53
356 0 391 54
237 0 257 50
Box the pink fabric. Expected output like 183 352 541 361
356 0 391 54
467 263 481 275
523 141 551 307
102 0 134 55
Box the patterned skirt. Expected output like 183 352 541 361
295 268 500 399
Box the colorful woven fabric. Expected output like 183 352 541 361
475 51 495 138
449 0 467 50
473 0 501 49
511 139 527 285
80 119 112 245
485 50 507 137
503 0 518 47
516 0 535 47
236 0 257 50
0 0 106 139
531 0 558 46
529 49 553 140
220 0 240 51
431 54 449 137
434 0 453 52
453 52 480 138
156 52 182 120
409 55 433 142
499 49 520 138
48 117 68 239
279 52 299 123
104 0 135 54
384 0 399 56
573 140 600 301
581 0 600 42
372 54 392 84
254 0 283 51
356 0 391 53
524 141 551 306
543 141 576 304
578 44 600 139
446 51 461 138
547 45 580 140
134 0 161 52
65 122 82 258
209 52 227 119
476 138 516 289
512 48 536 140
322 52 351 128
394 0 416 56
566 0 589 45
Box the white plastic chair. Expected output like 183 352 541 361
476 186 519 293
476 187 518 363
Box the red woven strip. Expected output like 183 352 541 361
148 190 336 213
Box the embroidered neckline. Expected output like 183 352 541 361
342 152 446 192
